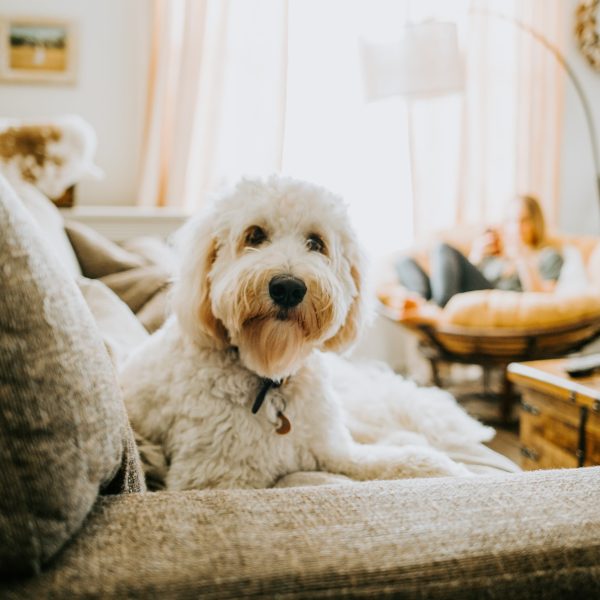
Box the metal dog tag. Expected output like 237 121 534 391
276 412 291 435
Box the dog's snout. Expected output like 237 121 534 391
269 276 307 308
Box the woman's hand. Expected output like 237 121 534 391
469 228 501 264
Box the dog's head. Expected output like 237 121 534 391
172 176 367 379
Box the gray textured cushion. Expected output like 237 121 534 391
77 277 149 368
13 180 82 279
1 467 600 598
0 175 145 578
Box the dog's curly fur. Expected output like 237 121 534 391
120 176 472 490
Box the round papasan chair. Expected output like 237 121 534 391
378 227 600 421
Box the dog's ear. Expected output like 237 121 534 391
171 213 229 347
323 253 365 353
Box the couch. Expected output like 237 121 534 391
2 172 600 597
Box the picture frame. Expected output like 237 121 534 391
0 17 77 84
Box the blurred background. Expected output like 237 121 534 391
1 0 599 263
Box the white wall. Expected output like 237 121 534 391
559 0 600 234
0 0 150 206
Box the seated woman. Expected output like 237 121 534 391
393 195 563 319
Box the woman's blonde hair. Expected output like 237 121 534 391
516 194 546 247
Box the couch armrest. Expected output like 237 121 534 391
3 468 600 599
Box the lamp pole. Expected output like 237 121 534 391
471 9 600 211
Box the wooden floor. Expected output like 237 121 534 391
439 367 522 467
486 428 521 466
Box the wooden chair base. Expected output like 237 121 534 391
383 308 600 423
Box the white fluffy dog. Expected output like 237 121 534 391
120 176 473 490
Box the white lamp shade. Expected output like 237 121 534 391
360 21 464 101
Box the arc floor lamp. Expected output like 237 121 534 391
475 9 600 210
360 21 464 233
360 10 600 214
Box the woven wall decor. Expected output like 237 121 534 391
575 0 600 71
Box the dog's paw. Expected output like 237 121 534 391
380 446 473 479
445 461 474 477
413 454 473 478
422 457 473 478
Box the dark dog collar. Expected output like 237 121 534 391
251 378 282 414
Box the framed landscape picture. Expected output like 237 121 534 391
0 17 77 83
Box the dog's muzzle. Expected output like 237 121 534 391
269 275 306 309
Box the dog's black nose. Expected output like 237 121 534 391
269 276 307 308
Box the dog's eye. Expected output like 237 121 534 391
306 233 326 254
245 226 268 247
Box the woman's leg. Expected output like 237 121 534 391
395 256 432 300
430 243 493 307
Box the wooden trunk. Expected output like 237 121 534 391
508 359 600 470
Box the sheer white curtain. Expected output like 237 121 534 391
138 0 288 209
138 0 207 208
459 0 565 229
138 0 566 259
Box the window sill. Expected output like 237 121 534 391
59 205 191 241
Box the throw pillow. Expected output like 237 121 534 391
65 220 173 331
0 175 145 579
77 277 149 368
64 219 145 278
0 115 101 200
555 245 590 294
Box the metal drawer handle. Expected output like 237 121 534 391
520 446 539 461
521 401 540 416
